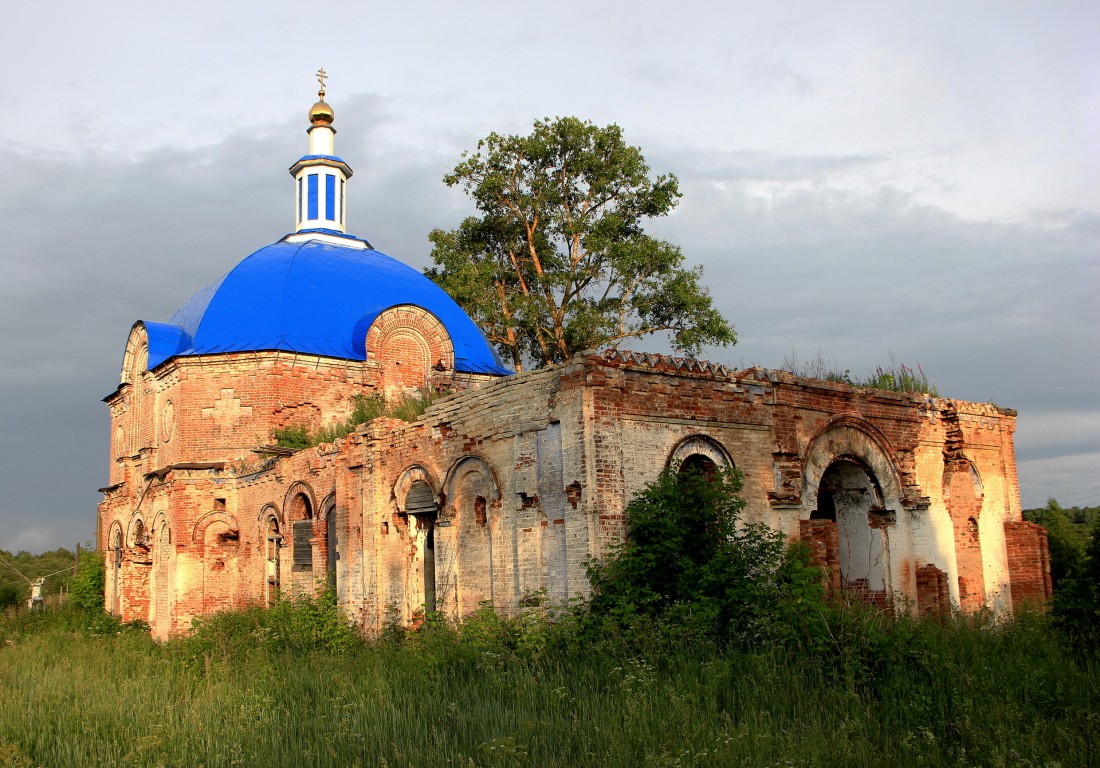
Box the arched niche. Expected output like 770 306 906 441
107 521 124 615
118 325 151 455
191 511 240 543
120 324 150 386
150 511 172 540
362 305 454 396
444 455 501 613
126 512 149 549
443 455 501 522
149 511 174 639
200 516 240 615
943 457 986 608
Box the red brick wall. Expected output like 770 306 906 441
916 563 951 620
799 519 841 594
1003 521 1052 610
944 461 986 609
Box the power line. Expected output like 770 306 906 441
38 564 78 580
0 552 31 585
0 553 78 586
1056 485 1100 503
1064 493 1100 508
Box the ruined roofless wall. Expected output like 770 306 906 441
332 348 1039 625
102 347 1048 636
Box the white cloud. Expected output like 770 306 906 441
9 526 56 555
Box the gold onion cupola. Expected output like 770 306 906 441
289 68 353 233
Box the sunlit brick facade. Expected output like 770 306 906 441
100 345 1051 639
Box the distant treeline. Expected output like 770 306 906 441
0 547 80 607
1023 500 1100 589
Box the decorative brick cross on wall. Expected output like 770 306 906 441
202 388 253 426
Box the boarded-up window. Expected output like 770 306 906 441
292 520 313 571
406 481 436 515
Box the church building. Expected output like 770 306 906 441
99 80 1051 639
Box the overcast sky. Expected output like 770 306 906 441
1 1 1096 553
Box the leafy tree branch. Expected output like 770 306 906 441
427 117 735 371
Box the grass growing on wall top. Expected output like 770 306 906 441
782 351 939 396
273 389 442 449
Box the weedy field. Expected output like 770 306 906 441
4 473 1096 767
0 601 1096 768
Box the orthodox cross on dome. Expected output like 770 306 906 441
316 67 328 98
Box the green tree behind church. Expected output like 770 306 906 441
427 117 735 371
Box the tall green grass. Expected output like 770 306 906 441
0 605 1096 767
781 351 939 396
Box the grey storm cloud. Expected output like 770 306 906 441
1 115 1096 552
0 1 1096 551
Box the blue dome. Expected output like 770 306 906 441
142 234 511 375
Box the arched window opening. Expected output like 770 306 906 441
324 499 338 591
678 453 719 481
674 453 726 543
109 526 123 615
290 493 313 573
405 480 438 613
815 457 889 602
265 516 282 606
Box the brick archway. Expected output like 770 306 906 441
667 435 734 473
801 418 902 514
800 418 903 606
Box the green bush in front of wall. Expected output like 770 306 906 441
583 464 829 649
